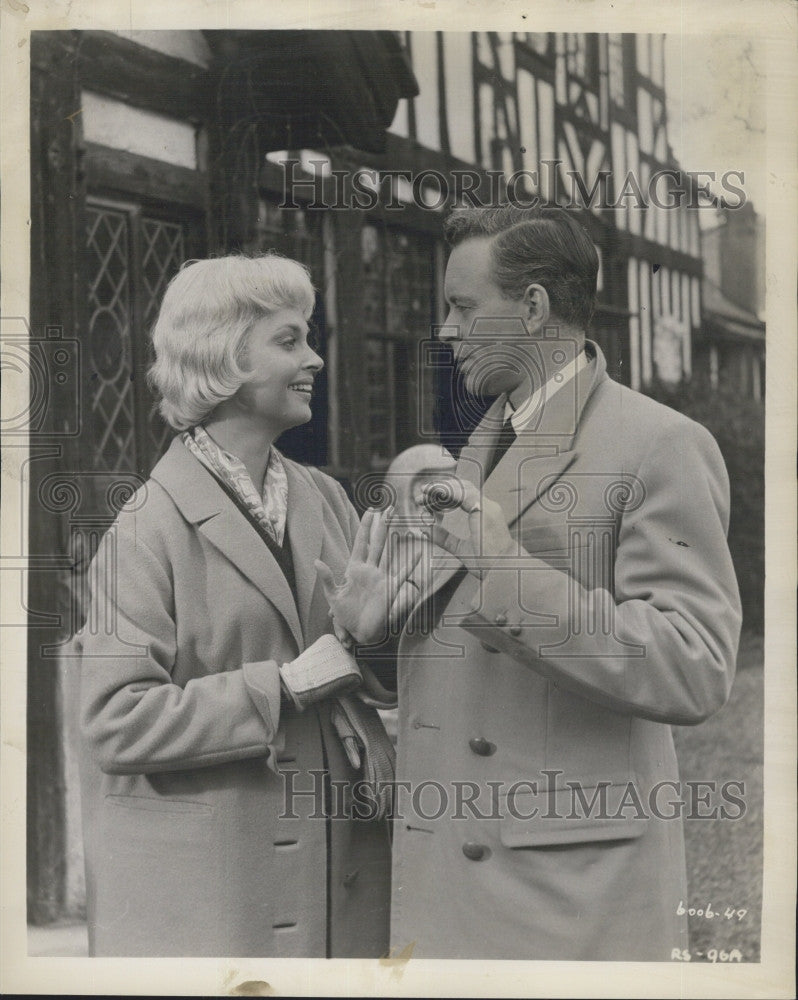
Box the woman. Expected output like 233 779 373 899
74 253 410 958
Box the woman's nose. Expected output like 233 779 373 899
305 347 324 372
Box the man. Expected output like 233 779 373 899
389 205 741 960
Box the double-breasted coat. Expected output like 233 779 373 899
74 439 391 957
390 342 742 960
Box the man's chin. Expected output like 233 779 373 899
464 371 523 399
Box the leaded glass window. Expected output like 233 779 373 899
84 199 190 476
361 223 435 469
86 204 136 473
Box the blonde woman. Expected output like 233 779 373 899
74 254 412 957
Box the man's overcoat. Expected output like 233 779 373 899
390 343 741 960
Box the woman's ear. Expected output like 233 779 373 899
522 283 551 330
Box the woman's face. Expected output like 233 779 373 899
233 307 324 434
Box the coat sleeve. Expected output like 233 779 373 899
459 421 742 725
76 513 283 776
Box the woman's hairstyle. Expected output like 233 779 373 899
147 253 315 430
443 205 599 330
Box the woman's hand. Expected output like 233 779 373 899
315 507 422 645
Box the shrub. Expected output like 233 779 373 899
644 375 764 633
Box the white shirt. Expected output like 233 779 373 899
504 349 590 432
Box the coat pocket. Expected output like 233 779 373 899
105 794 213 816
499 783 649 848
93 795 220 955
102 794 214 848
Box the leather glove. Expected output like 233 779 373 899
331 694 395 821
279 633 363 711
357 661 398 710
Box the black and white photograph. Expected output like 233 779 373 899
1 1 795 996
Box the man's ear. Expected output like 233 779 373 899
522 283 550 329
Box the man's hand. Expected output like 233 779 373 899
316 507 422 645
421 477 516 575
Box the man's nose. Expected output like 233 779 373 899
441 307 468 340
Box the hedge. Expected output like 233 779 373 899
644 376 765 633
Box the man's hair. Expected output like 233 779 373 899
443 205 599 330
147 253 315 430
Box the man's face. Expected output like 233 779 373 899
442 236 532 398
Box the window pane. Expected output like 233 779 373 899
366 338 395 467
85 204 136 473
524 33 551 58
362 223 386 335
386 229 434 339
141 216 186 457
363 226 435 466
566 33 593 82
608 35 626 108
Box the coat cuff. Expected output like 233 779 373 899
459 558 569 656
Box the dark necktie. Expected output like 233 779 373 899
485 416 517 479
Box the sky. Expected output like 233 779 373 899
664 34 767 219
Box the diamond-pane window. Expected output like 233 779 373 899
141 217 185 455
86 205 136 473
85 199 193 476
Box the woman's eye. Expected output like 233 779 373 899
281 338 296 349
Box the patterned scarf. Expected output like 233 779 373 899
181 425 289 545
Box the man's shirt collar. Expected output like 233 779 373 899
504 348 589 432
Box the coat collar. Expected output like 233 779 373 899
410 341 607 615
452 339 605 521
151 438 323 651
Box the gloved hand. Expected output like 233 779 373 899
357 661 398 709
279 633 362 712
331 695 395 820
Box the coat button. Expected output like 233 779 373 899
494 613 508 626
343 869 359 887
469 737 496 757
462 842 488 861
480 640 499 653
508 624 522 636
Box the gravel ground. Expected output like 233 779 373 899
672 630 764 963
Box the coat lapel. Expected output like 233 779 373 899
151 438 304 651
411 341 607 611
484 339 605 526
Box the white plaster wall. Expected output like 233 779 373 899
113 30 211 68
81 90 198 170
